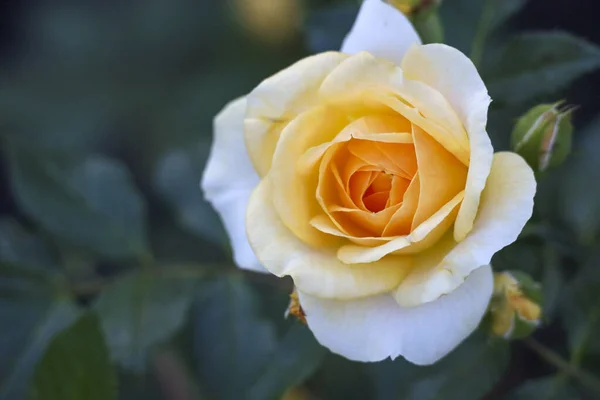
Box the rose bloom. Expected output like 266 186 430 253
202 0 535 364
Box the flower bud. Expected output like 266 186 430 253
511 101 574 173
490 271 542 339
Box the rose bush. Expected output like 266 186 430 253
202 0 536 364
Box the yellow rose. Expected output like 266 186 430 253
202 0 536 364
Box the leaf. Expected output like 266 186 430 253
0 218 56 272
154 147 226 246
558 115 600 244
247 323 327 400
489 0 527 31
368 358 422 400
7 148 149 259
440 0 525 55
0 298 80 400
305 4 358 53
485 32 600 104
504 376 579 399
94 270 201 372
194 276 278 400
561 251 600 362
541 245 563 319
403 332 510 400
31 313 117 400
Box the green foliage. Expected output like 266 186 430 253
95 270 202 372
247 323 328 400
0 0 600 399
154 147 227 247
504 377 579 400
558 116 600 244
193 276 278 399
0 296 80 400
31 313 116 400
367 333 510 400
404 334 510 400
7 149 149 260
485 32 600 105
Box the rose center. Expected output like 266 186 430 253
362 171 393 213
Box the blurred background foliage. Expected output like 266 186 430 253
1 0 600 399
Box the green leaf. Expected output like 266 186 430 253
489 0 527 31
561 251 600 363
368 358 422 400
0 218 57 273
504 376 579 399
154 147 226 247
403 332 510 400
194 276 278 400
0 298 80 400
485 32 600 104
247 323 327 400
541 245 563 319
31 313 117 400
558 116 600 244
94 270 201 372
440 0 525 55
7 149 149 259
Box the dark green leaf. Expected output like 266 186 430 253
541 245 563 319
404 332 510 400
0 299 80 400
558 116 600 244
489 0 527 31
439 0 483 54
308 353 373 400
8 149 149 259
504 376 579 399
247 323 327 400
485 32 600 104
194 275 277 400
31 313 116 400
561 251 600 362
95 270 201 372
154 147 226 247
0 218 56 272
368 358 422 400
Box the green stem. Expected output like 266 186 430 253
525 338 600 395
470 0 495 67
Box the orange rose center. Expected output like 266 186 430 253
314 111 468 240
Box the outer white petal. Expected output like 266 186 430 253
299 265 493 365
341 0 421 65
201 97 264 272
394 152 536 306
401 44 493 242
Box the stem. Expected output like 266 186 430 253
525 338 600 395
470 0 495 67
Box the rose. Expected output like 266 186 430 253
202 0 536 364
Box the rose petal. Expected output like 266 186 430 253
201 97 264 272
411 125 467 229
245 52 348 176
341 0 421 65
394 152 536 307
337 191 463 263
270 106 350 247
298 264 493 364
247 178 412 299
401 44 494 242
